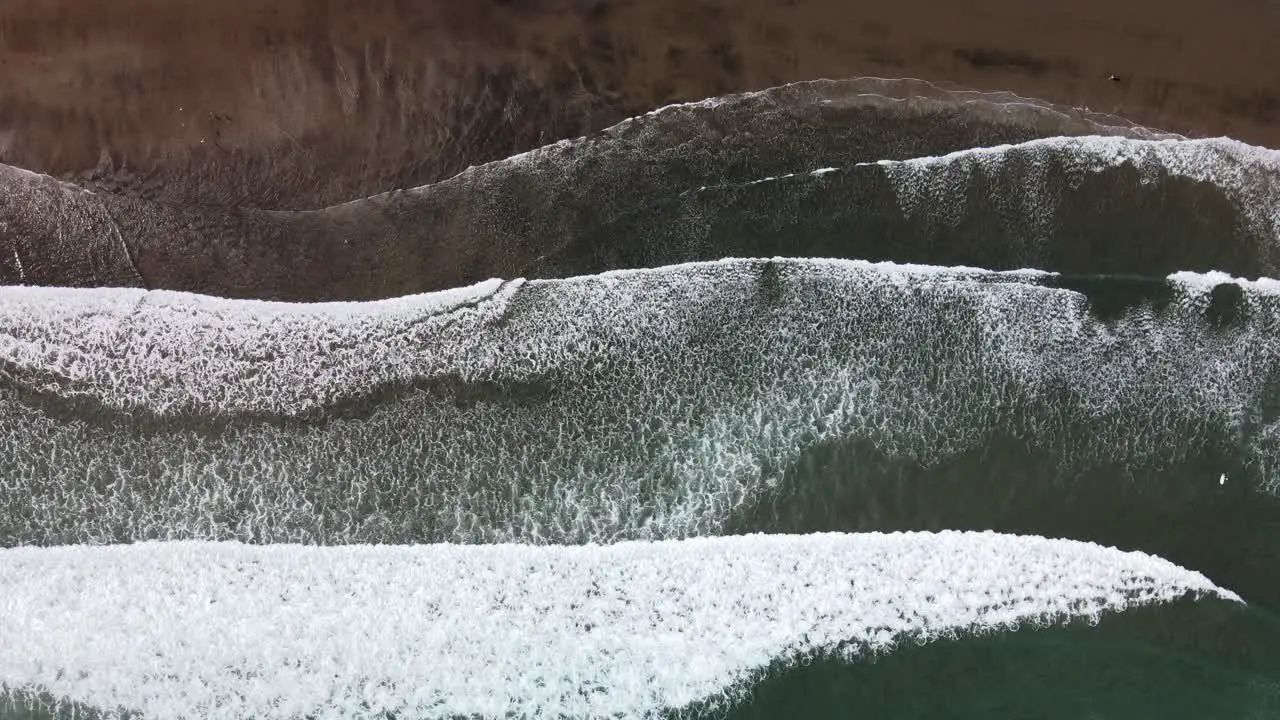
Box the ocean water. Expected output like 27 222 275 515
2 79 1280 718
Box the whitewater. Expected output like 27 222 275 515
1 259 1277 549
3 78 1280 719
0 533 1237 720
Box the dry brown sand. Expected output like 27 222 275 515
2 0 1278 209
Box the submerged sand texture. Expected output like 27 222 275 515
2 0 1279 210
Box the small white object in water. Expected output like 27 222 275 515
1220 473 1228 485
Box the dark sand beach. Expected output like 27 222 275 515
2 0 1278 209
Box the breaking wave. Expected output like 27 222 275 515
0 533 1240 719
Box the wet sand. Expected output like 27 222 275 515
2 0 1279 209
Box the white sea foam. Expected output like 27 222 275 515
0 532 1236 720
2 258 1278 545
0 257 1268 420
876 135 1280 247
677 136 1280 260
0 277 518 417
1167 269 1280 294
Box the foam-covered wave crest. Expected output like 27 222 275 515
2 258 1279 552
538 135 1280 281
0 532 1235 720
0 278 515 419
1 258 1275 420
